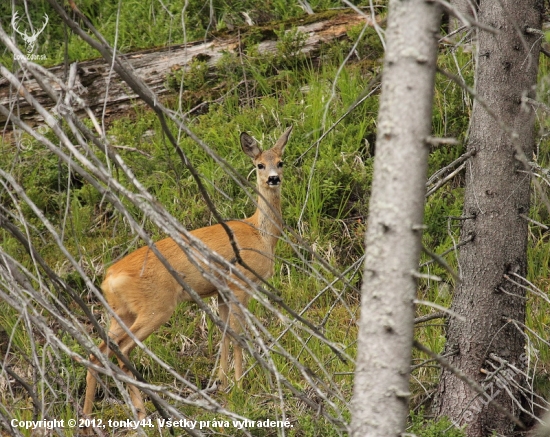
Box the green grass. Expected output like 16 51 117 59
407 409 465 437
3 3 550 436
0 0 351 68
1 13 374 435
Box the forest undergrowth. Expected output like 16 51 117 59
2 1 550 436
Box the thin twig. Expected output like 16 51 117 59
413 340 525 430
426 146 473 187
414 311 447 324
420 233 474 269
110 145 153 158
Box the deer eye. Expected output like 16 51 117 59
257 163 265 170
277 161 284 168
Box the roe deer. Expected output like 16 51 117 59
83 126 292 420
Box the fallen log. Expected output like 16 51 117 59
0 11 367 128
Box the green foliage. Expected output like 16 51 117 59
275 25 308 66
0 0 355 68
4 2 550 435
0 23 373 432
407 409 465 437
167 59 211 93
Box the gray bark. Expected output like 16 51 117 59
435 1 542 436
448 0 477 35
350 0 441 435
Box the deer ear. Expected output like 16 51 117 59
241 132 262 159
273 126 293 155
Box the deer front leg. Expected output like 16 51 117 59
217 296 230 388
217 289 249 388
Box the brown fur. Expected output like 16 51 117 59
83 126 292 420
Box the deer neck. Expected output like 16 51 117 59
249 185 283 249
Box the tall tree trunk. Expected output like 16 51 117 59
448 0 476 35
350 0 441 435
436 1 542 436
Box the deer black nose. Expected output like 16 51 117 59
267 176 280 185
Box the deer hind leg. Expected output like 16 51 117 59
110 309 174 420
217 288 249 388
83 313 135 418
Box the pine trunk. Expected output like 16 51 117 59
435 1 542 435
350 0 441 435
